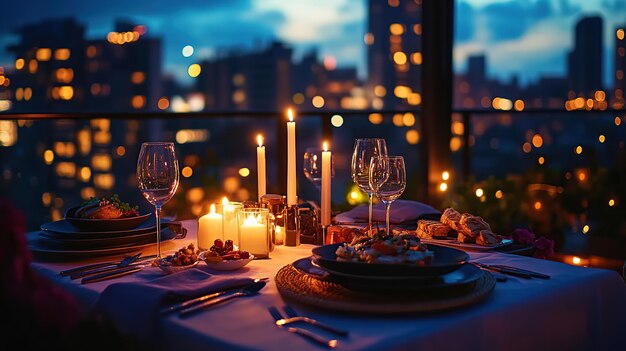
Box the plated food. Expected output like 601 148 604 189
157 243 200 266
64 195 150 232
335 233 434 265
72 194 140 219
417 207 503 246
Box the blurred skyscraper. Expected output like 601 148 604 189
366 0 423 109
614 24 626 108
568 16 603 97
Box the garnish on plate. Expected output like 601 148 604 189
335 232 434 265
73 194 140 219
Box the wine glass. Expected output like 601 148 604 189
369 156 406 236
136 142 180 259
351 138 387 235
303 147 335 190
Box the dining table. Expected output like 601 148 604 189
30 219 626 351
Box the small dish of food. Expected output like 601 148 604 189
199 239 254 271
65 194 151 232
156 243 201 274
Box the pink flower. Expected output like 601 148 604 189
509 228 536 245
533 236 555 259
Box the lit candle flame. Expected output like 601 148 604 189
209 203 216 214
257 134 263 147
323 141 328 152
222 197 229 206
287 108 293 122
243 213 261 225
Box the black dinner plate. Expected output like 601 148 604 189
293 257 482 292
64 206 152 232
40 217 171 239
37 227 178 250
27 227 181 260
311 242 469 277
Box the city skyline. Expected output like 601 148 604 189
1 0 625 87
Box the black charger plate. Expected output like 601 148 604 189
311 242 469 277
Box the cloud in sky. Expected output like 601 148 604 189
457 0 626 86
1 0 625 87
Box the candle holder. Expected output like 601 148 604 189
298 207 323 245
284 205 300 246
261 194 286 247
221 201 243 247
237 208 270 258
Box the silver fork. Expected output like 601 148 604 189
268 306 338 348
282 305 349 336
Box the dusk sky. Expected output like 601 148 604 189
1 0 625 87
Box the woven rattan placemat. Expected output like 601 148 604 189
275 264 496 314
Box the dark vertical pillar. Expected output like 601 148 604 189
421 0 454 204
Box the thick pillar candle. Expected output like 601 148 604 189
197 204 223 250
239 213 268 258
257 134 266 202
287 109 297 205
321 141 331 226
222 197 240 246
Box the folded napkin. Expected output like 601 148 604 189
94 269 254 341
334 199 441 226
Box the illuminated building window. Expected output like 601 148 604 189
331 114 344 127
389 23 405 36
402 113 415 127
78 129 91 155
28 60 38 73
86 45 97 58
0 121 17 146
94 174 115 190
175 129 209 144
81 187 96 200
55 68 74 83
393 85 411 99
292 93 305 105
93 131 111 144
369 113 383 125
413 24 422 35
91 83 101 96
58 86 74 100
364 33 374 45
410 52 422 65
392 113 403 127
15 58 24 70
405 130 420 144
15 88 24 101
44 150 54 164
158 97 170 110
36 48 51 61
54 48 70 61
79 167 91 182
188 64 201 78
232 90 246 104
131 71 145 84
388 0 399 7
131 95 146 109
617 28 625 40
514 100 525 111
393 52 407 65
450 137 462 152
116 146 126 156
312 96 325 108
55 162 76 178
407 93 421 106
91 154 112 171
374 85 386 97
233 74 245 86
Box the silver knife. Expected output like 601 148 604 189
70 255 157 279
81 265 144 284
160 278 269 315
60 253 142 276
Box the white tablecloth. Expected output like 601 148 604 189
31 220 626 351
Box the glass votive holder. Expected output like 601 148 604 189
238 208 270 259
221 201 243 247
